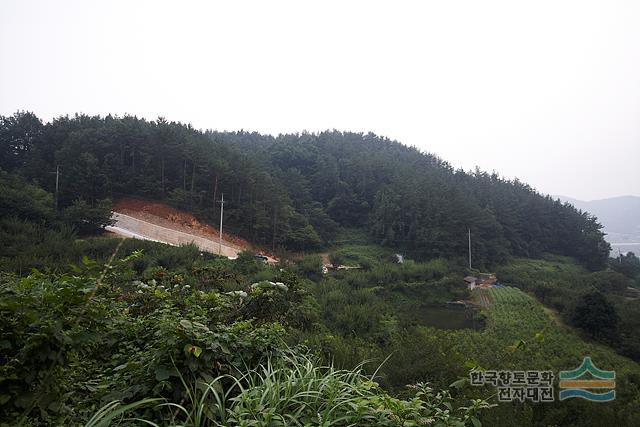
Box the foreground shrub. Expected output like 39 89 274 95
89 351 494 426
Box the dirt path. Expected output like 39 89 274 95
320 253 331 265
540 305 572 332
474 289 492 307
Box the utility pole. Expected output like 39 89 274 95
272 205 277 253
218 193 225 255
50 165 60 210
468 228 472 269
619 248 622 264
55 165 59 210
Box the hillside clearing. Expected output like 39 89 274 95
109 198 277 262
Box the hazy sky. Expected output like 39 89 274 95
2 1 639 200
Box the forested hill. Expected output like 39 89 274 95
0 111 610 268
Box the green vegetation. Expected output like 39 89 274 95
2 111 640 426
0 168 113 270
496 256 640 361
0 247 285 424
610 251 640 287
2 207 640 426
302 247 640 426
467 287 640 426
0 111 610 268
89 352 494 427
0 237 494 426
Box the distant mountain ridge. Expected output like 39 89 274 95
556 195 640 254
556 195 640 234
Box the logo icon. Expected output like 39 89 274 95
559 357 615 402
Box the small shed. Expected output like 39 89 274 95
464 276 478 290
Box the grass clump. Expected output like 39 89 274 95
88 351 494 426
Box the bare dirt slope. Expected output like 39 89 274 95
106 198 277 262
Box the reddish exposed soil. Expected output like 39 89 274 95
113 197 276 259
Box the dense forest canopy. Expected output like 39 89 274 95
0 111 610 268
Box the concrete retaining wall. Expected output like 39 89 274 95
106 212 240 258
